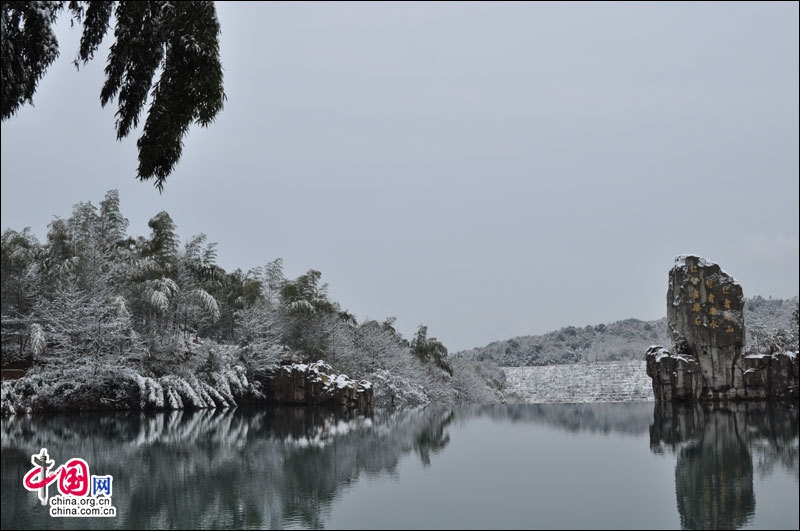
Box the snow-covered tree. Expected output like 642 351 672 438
264 258 284 305
170 233 221 338
98 189 129 252
1 228 44 363
0 227 41 316
279 269 339 358
411 325 453 375
33 271 138 363
1 189 497 411
234 299 285 369
143 211 179 273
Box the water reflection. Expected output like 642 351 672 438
650 402 799 530
2 402 797 530
481 402 654 436
412 410 454 467
1 407 454 530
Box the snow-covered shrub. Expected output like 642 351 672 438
159 375 210 409
1 381 25 416
369 370 430 408
132 373 165 409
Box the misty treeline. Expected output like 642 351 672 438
1 190 502 412
459 319 670 367
460 299 799 367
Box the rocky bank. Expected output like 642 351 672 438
646 255 798 401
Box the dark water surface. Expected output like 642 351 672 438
1 402 797 530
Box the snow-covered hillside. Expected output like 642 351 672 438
461 296 797 367
503 360 653 403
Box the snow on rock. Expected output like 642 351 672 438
647 346 696 366
666 255 745 396
674 254 730 276
258 360 373 411
650 255 798 401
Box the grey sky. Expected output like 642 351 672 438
1 1 798 352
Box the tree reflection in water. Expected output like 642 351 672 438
650 401 799 530
1 406 455 530
2 402 796 530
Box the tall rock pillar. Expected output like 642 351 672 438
647 254 798 401
667 255 745 395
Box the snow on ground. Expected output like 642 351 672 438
503 360 654 403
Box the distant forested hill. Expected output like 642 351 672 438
458 296 798 366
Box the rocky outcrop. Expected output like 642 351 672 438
645 346 705 400
253 360 373 412
2 360 374 416
737 351 798 399
667 255 745 393
647 255 799 401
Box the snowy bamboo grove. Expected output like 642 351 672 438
1 190 502 414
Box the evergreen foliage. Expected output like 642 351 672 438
1 1 226 190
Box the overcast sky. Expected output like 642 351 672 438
1 1 798 352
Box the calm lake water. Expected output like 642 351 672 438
1 402 797 530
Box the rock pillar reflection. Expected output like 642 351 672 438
651 403 755 529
